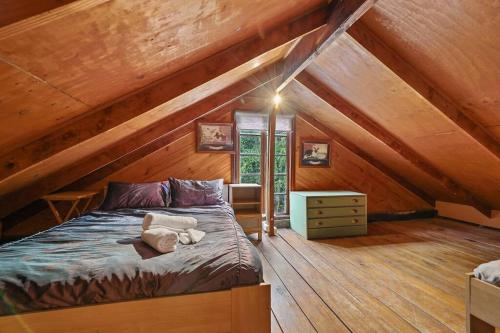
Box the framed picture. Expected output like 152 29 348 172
196 122 235 153
300 139 331 167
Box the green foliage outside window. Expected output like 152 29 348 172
239 131 288 214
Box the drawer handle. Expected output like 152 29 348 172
352 209 358 213
318 210 323 215
317 200 323 204
352 198 359 203
318 221 323 226
352 219 359 224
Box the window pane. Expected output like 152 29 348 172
274 195 287 214
275 155 286 174
275 135 287 155
240 135 261 154
241 174 261 184
274 175 287 193
240 155 260 174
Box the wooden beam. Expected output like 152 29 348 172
296 71 492 217
0 6 331 182
0 0 103 35
277 0 376 92
296 111 435 207
348 22 500 160
0 62 283 218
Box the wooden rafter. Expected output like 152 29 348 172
0 62 283 218
276 0 376 92
0 5 331 182
296 71 492 217
348 22 500 159
296 111 435 206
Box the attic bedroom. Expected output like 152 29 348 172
0 0 499 332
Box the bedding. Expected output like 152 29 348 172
169 178 224 207
100 181 166 210
0 204 262 316
474 259 500 286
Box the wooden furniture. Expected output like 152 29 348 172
290 191 367 239
42 191 98 224
0 283 271 333
229 184 263 240
466 273 500 333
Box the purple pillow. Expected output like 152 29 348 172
100 181 165 210
160 181 171 207
169 178 224 207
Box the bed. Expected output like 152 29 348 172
466 260 500 333
0 203 270 332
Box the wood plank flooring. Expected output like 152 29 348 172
254 218 500 333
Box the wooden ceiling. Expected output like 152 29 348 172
0 0 499 221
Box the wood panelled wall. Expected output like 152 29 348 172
294 117 432 214
3 107 235 238
5 110 435 238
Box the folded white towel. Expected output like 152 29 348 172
187 228 206 244
143 213 197 230
141 228 179 253
179 232 191 245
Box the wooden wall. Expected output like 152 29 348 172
3 106 235 238
4 111 435 238
294 117 432 214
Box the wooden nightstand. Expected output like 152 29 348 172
229 184 263 240
42 191 98 224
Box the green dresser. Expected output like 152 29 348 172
290 191 367 239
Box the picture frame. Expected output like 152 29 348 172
300 139 331 167
196 122 235 153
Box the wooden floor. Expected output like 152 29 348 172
255 218 500 333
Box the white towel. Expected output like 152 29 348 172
141 228 179 253
187 229 206 244
143 213 197 230
179 232 191 245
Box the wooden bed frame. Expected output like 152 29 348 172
466 273 500 333
0 283 270 333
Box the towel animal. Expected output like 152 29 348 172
143 213 197 230
143 213 205 245
141 228 179 253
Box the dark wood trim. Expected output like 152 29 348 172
297 111 436 207
296 71 491 217
0 5 331 182
0 63 283 218
277 0 375 91
348 22 500 159
367 210 438 222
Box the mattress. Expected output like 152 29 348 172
474 259 500 286
0 204 262 316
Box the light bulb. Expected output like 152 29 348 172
273 94 282 105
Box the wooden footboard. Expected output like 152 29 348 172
0 283 270 333
466 273 500 333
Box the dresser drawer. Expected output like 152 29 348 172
308 216 365 228
307 196 365 208
307 206 365 218
307 225 367 239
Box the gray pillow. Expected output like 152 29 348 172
100 181 166 210
169 178 224 207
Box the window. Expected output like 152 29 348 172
239 130 262 185
238 130 289 215
274 132 288 215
